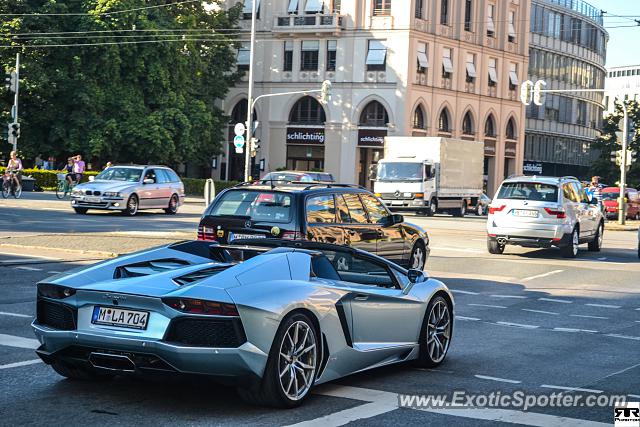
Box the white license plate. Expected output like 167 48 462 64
391 200 404 206
91 306 149 330
513 209 538 218
85 196 101 203
230 233 266 241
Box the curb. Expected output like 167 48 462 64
0 243 118 258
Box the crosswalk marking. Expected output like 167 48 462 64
0 333 40 349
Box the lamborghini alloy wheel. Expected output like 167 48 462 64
278 320 318 402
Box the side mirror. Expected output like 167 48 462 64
404 269 428 295
88 176 95 182
143 178 154 185
382 214 404 227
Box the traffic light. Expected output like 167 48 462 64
627 150 636 165
320 80 332 105
250 137 260 157
611 150 623 166
9 122 20 138
520 80 534 105
3 71 17 93
533 80 547 106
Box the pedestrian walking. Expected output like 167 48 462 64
34 154 44 169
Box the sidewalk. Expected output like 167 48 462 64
605 220 639 232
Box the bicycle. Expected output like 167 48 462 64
55 173 76 199
1 170 22 199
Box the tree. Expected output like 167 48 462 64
590 100 640 188
0 0 242 172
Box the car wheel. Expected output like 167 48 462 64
561 227 579 258
588 222 604 252
476 204 485 216
416 296 452 368
410 242 426 270
427 199 437 217
164 194 179 215
487 238 505 254
237 313 319 408
454 201 466 217
73 208 88 215
123 194 139 216
51 360 114 381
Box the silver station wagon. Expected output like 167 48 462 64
70 165 185 216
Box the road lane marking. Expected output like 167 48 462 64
0 334 40 349
286 401 396 427
474 374 522 384
553 328 598 333
490 294 527 299
0 311 31 318
14 266 43 271
457 316 481 321
451 289 480 295
520 270 564 282
468 303 507 309
522 309 559 315
540 385 603 393
496 321 539 329
585 303 621 309
597 257 607 261
605 334 640 341
47 271 62 274
0 359 42 370
629 394 640 399
570 314 609 320
538 297 572 304
0 252 59 261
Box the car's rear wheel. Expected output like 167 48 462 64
73 208 88 215
164 194 179 215
427 199 437 216
561 227 579 258
123 194 138 216
237 313 319 408
476 204 485 216
51 360 114 381
410 242 426 270
487 238 505 254
588 222 604 252
416 296 452 368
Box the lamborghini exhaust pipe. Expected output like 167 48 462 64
89 352 136 372
497 237 507 245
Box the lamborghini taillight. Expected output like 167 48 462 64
162 298 239 316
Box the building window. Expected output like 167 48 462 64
283 41 293 72
440 0 449 25
289 96 326 124
373 0 391 16
488 58 497 86
366 40 387 71
442 47 453 78
462 111 474 135
236 43 250 70
438 108 451 132
506 118 517 140
326 40 337 71
331 0 341 13
413 106 426 129
417 42 428 73
486 4 495 37
509 63 519 90
464 0 473 32
484 115 496 137
287 0 298 13
242 0 261 19
415 0 425 19
360 101 389 127
301 40 319 71
508 11 516 42
466 53 476 82
305 0 324 13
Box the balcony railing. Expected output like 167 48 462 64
274 14 344 32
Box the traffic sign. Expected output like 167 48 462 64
234 135 245 153
234 123 246 136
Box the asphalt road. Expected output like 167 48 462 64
0 192 639 426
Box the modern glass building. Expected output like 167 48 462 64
524 0 607 177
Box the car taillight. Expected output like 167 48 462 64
162 298 239 316
282 231 305 240
544 208 566 219
37 283 76 299
197 225 216 241
488 205 506 215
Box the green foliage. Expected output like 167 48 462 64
182 177 239 196
0 1 242 171
591 101 640 188
0 167 98 187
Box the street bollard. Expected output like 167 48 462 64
204 179 216 206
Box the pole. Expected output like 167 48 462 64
12 53 19 152
244 0 257 182
619 102 628 225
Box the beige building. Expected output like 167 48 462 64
217 0 529 195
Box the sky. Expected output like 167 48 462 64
585 0 640 68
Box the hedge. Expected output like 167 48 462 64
0 167 239 196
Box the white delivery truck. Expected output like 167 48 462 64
372 137 484 216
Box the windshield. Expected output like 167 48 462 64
601 192 619 200
210 190 293 223
262 172 312 183
95 167 143 182
497 182 558 202
377 162 423 182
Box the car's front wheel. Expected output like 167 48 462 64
51 360 114 381
123 194 139 216
410 242 426 270
416 296 452 368
238 313 319 408
588 222 603 252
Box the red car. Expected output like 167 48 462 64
601 187 640 220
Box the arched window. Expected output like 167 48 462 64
289 96 326 124
413 105 426 129
359 101 389 127
230 99 257 123
462 111 474 135
484 114 496 137
438 108 451 132
506 117 517 140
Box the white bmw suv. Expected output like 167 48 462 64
487 176 604 258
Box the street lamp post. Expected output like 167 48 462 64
619 102 628 225
244 0 258 182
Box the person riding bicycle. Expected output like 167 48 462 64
73 155 85 184
63 158 75 186
6 151 23 186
